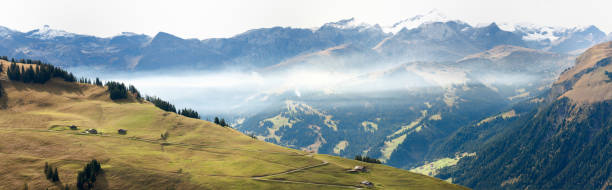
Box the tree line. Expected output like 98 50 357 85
354 155 382 164
145 95 176 112
213 117 230 127
2 56 204 121
145 95 202 119
7 62 76 83
178 108 200 119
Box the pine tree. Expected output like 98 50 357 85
220 119 227 127
214 117 220 125
45 164 53 180
20 66 25 81
53 167 60 182
94 78 103 86
44 162 49 178
23 66 34 83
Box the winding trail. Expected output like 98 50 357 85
252 160 361 189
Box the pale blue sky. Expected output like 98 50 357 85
1 0 610 39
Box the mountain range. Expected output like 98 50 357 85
0 10 609 71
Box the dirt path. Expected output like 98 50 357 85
252 160 360 189
252 160 329 178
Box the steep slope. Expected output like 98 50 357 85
446 41 612 189
0 60 466 189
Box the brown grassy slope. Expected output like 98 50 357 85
0 60 467 189
552 41 612 103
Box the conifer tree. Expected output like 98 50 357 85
53 168 60 182
94 78 103 86
220 118 227 127
44 162 49 178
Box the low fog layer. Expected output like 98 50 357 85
72 59 561 119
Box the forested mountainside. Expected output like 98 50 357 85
441 41 612 189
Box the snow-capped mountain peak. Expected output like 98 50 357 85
0 25 16 38
497 22 603 42
322 18 373 30
384 9 454 34
27 25 75 40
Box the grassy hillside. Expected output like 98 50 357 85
0 60 466 189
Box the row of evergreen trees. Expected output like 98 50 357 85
213 117 230 127
101 81 143 101
78 77 91 84
44 162 60 182
2 56 204 121
76 159 102 190
143 96 201 119
7 62 76 83
0 57 43 65
178 108 200 119
354 155 382 164
77 77 103 86
145 96 176 112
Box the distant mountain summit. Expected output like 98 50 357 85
384 9 457 34
26 25 75 40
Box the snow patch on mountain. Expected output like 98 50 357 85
384 9 457 34
0 26 16 38
322 18 374 31
497 22 601 42
28 25 75 40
